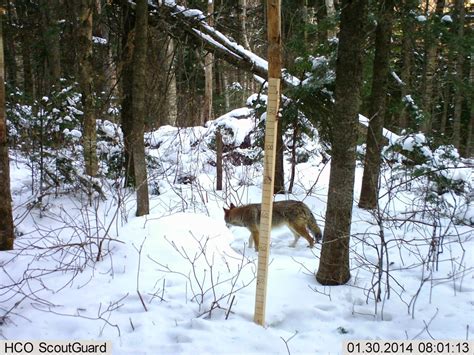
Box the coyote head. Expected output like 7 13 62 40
223 203 236 228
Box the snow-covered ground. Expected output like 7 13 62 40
2 110 473 354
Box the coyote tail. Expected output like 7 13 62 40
307 211 322 243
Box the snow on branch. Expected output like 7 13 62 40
132 0 301 87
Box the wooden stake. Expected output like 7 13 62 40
254 0 281 326
216 129 223 191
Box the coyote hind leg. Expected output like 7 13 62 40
289 223 315 248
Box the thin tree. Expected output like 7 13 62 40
131 0 150 216
399 0 417 130
359 0 395 210
40 0 61 92
325 0 337 40
420 0 445 133
316 0 368 285
273 120 285 194
203 0 214 123
3 0 16 87
165 37 178 126
0 6 14 250
77 0 98 177
467 56 474 157
16 0 34 99
451 0 465 150
121 1 135 186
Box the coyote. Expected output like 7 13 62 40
223 200 322 251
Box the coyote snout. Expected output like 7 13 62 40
223 200 322 251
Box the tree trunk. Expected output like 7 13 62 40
132 0 150 216
466 114 473 158
40 0 61 90
0 10 14 250
399 0 416 130
16 0 34 99
451 0 465 150
3 0 16 87
238 0 252 98
314 0 328 46
420 0 445 133
273 120 285 194
465 56 474 157
325 0 336 40
316 0 368 286
94 2 118 99
121 2 135 186
165 37 177 126
359 0 394 210
78 0 98 177
221 61 230 112
203 0 214 123
439 85 449 136
239 0 251 50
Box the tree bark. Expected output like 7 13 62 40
40 0 61 90
465 56 474 157
0 9 14 250
202 0 214 123
325 0 336 40
132 0 150 216
239 0 251 50
451 0 465 150
399 0 416 130
16 0 34 99
165 37 177 126
3 0 16 87
316 0 368 285
359 0 394 210
238 0 252 99
121 2 135 186
273 121 285 194
78 0 98 177
420 0 445 133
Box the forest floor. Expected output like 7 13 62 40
2 113 473 354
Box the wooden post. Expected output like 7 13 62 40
254 0 281 326
216 129 223 191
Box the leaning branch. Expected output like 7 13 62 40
123 0 299 87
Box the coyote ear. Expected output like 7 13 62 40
223 207 228 213
230 203 236 209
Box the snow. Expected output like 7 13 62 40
3 62 474 354
441 15 453 23
391 71 404 86
182 8 205 19
416 15 427 22
209 108 255 146
93 36 108 45
401 134 426 151
358 114 400 145
63 128 82 139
